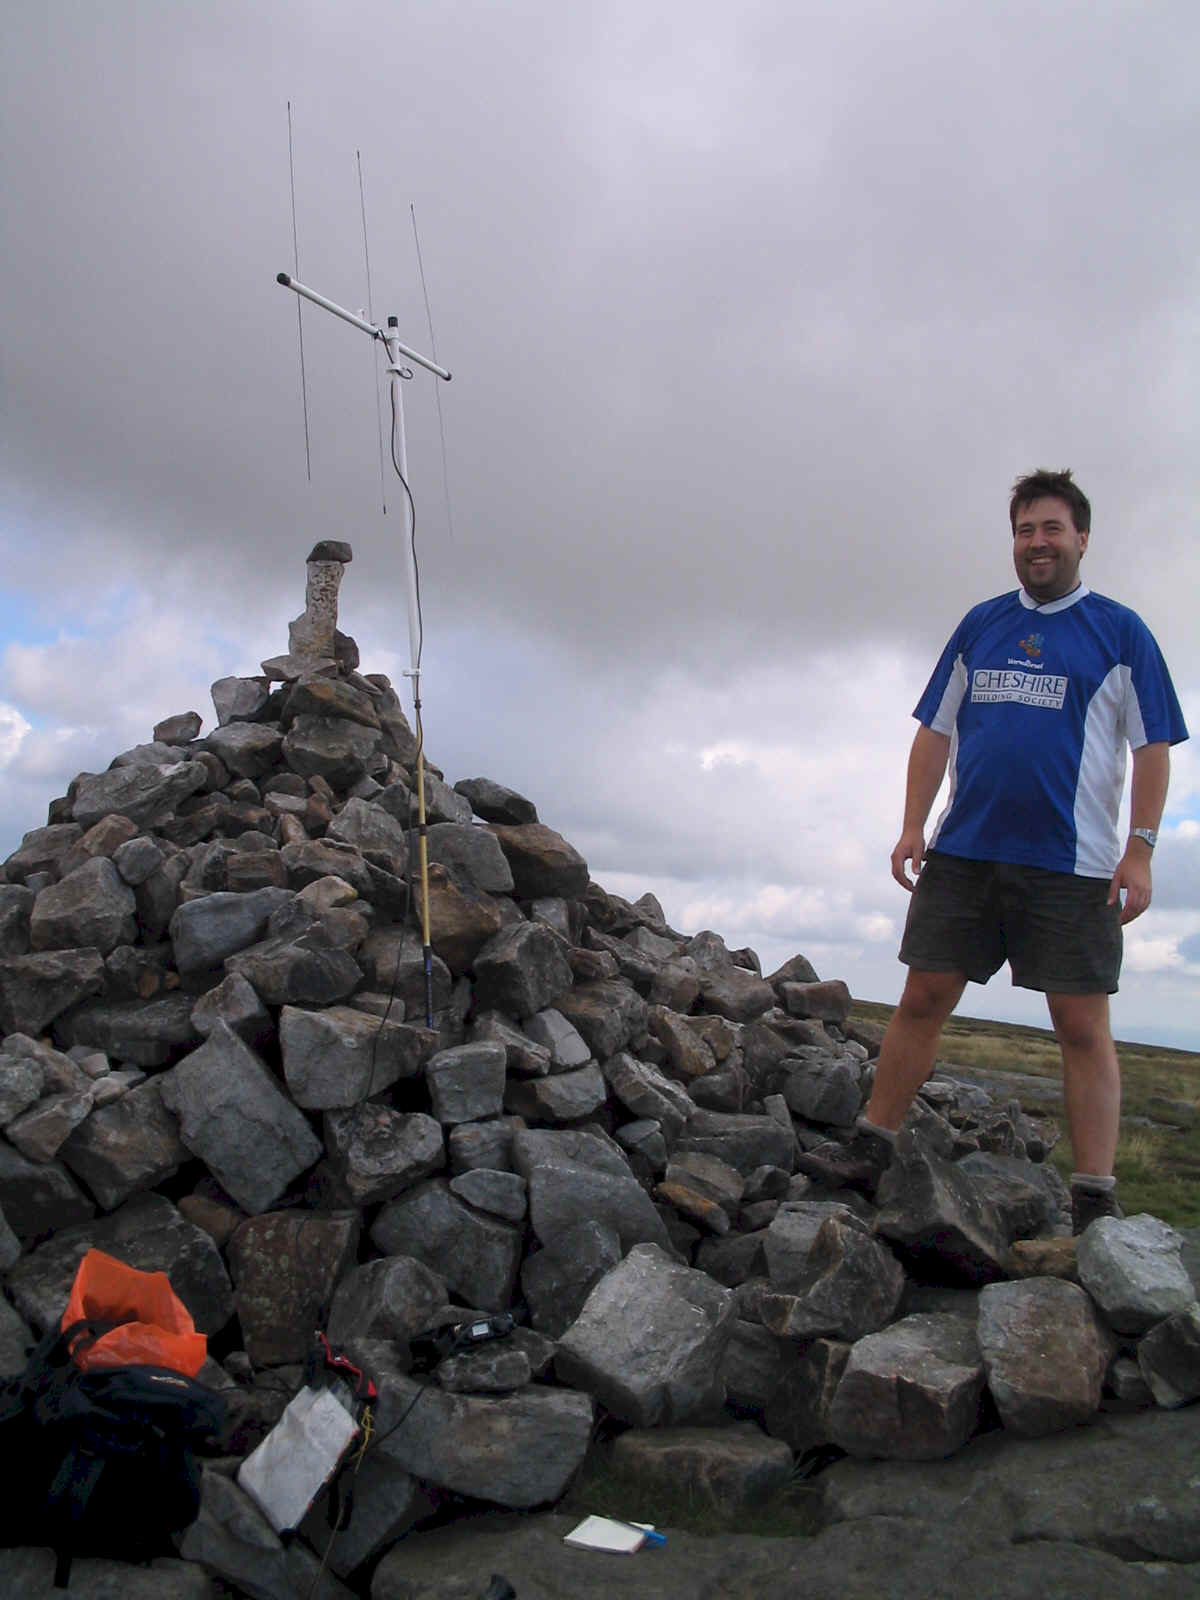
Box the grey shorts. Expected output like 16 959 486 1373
899 851 1122 994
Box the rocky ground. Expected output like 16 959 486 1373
1 544 1197 1599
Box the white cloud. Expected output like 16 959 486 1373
0 702 31 766
1122 937 1185 976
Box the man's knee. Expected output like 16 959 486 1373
1047 992 1112 1054
896 968 965 1026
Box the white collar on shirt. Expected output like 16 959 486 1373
1018 583 1089 615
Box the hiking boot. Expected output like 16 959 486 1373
793 1126 894 1197
1071 1183 1123 1236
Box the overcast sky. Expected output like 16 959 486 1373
3 1 1198 1048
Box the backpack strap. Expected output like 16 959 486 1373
24 1319 117 1389
47 1441 106 1589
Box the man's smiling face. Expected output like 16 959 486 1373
1012 496 1088 602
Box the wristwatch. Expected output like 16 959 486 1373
1130 827 1158 849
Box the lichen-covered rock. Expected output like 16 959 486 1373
169 887 292 973
58 1076 189 1210
0 948 107 1035
977 1278 1116 1436
760 1212 905 1341
488 823 589 899
602 1050 693 1141
327 1255 449 1345
279 1004 433 1109
370 1179 523 1310
555 979 647 1060
505 1062 608 1124
1076 1215 1196 1335
55 992 200 1067
453 778 538 825
423 864 505 976
29 858 137 955
425 1041 507 1125
829 1313 985 1460
71 762 207 829
281 714 381 789
323 1103 445 1205
0 885 35 957
0 1139 94 1238
159 1023 322 1214
4 824 84 884
372 1374 593 1509
203 722 286 778
472 920 573 1018
7 1191 234 1335
555 1243 735 1426
1137 1302 1200 1408
227 1209 359 1365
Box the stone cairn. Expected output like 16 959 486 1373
0 543 1197 1595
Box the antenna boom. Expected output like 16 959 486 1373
275 273 451 381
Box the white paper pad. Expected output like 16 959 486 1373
563 1515 653 1553
237 1384 360 1533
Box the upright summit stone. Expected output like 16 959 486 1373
286 540 353 665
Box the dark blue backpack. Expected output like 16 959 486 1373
0 1320 226 1587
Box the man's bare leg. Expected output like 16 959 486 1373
863 967 968 1131
795 967 966 1193
1045 991 1121 1177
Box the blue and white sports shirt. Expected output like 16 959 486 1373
914 585 1188 878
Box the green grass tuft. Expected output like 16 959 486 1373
560 1442 824 1540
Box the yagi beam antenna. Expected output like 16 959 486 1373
275 267 451 680
275 267 452 1030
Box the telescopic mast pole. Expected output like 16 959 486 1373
275 272 452 1028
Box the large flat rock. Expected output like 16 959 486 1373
819 1406 1200 1565
369 1506 1198 1600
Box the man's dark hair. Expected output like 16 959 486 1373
1009 468 1091 533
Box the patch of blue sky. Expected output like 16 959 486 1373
200 625 253 662
1 576 158 642
0 587 101 647
7 708 50 733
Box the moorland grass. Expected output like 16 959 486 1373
559 1439 824 1539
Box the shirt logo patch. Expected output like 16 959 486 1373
1018 631 1044 658
971 669 1067 708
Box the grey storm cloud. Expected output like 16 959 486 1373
4 0 1198 668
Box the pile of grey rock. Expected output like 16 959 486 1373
0 545 1197 1598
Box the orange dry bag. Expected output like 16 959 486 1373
60 1249 208 1376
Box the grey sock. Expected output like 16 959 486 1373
1070 1172 1116 1192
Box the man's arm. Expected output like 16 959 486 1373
891 725 952 891
1108 741 1171 924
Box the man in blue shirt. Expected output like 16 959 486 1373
797 470 1188 1232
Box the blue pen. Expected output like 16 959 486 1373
627 1522 667 1548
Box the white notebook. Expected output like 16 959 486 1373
563 1515 655 1554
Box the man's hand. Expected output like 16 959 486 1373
891 826 926 892
1108 845 1153 924
893 727 950 893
